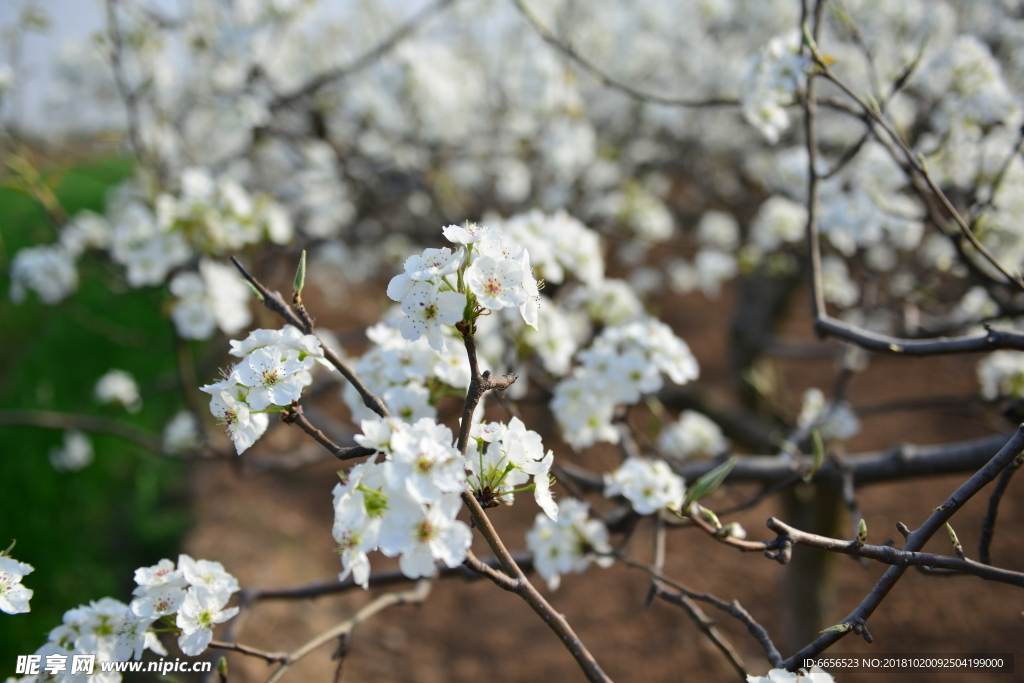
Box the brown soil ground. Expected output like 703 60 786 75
180 271 1024 683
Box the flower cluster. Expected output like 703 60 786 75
11 555 238 682
657 411 729 461
332 417 472 587
551 318 699 449
525 498 613 591
169 259 252 340
7 245 78 305
604 457 686 516
741 30 809 144
0 552 34 614
94 369 142 414
201 325 329 453
386 224 541 353
135 555 240 656
467 418 558 520
341 318 471 424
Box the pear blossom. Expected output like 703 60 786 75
747 667 835 683
48 430 94 472
235 346 308 410
387 246 464 302
526 498 613 591
175 585 239 656
658 411 729 461
162 410 201 454
178 554 240 594
0 555 35 614
398 282 466 352
378 493 472 579
332 491 382 589
385 424 466 503
8 244 78 305
604 457 686 515
208 387 269 454
94 369 142 413
465 254 529 310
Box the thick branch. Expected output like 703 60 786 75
562 433 1009 491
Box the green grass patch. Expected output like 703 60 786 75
0 157 191 673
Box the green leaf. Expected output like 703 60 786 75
684 457 736 508
293 249 307 298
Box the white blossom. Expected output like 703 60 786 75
0 555 35 614
604 457 686 515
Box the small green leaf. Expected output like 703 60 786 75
820 622 852 634
242 278 264 301
856 518 868 545
684 457 736 508
293 249 307 297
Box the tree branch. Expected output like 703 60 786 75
979 453 1024 565
510 0 738 109
263 580 432 683
229 256 390 418
764 517 1024 587
270 0 457 110
280 403 377 460
0 409 162 452
781 424 1024 668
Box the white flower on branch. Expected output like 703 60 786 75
235 346 309 411
526 498 613 591
658 411 729 461
0 555 35 615
8 244 78 305
378 492 472 579
398 282 466 353
175 585 239 657
746 666 835 683
604 457 686 516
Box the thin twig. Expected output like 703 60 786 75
979 453 1024 565
621 557 783 669
229 256 390 418
270 0 457 110
208 640 288 664
653 586 748 680
781 424 1024 667
264 581 432 683
511 0 738 109
280 403 377 460
763 517 1024 587
0 409 162 452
